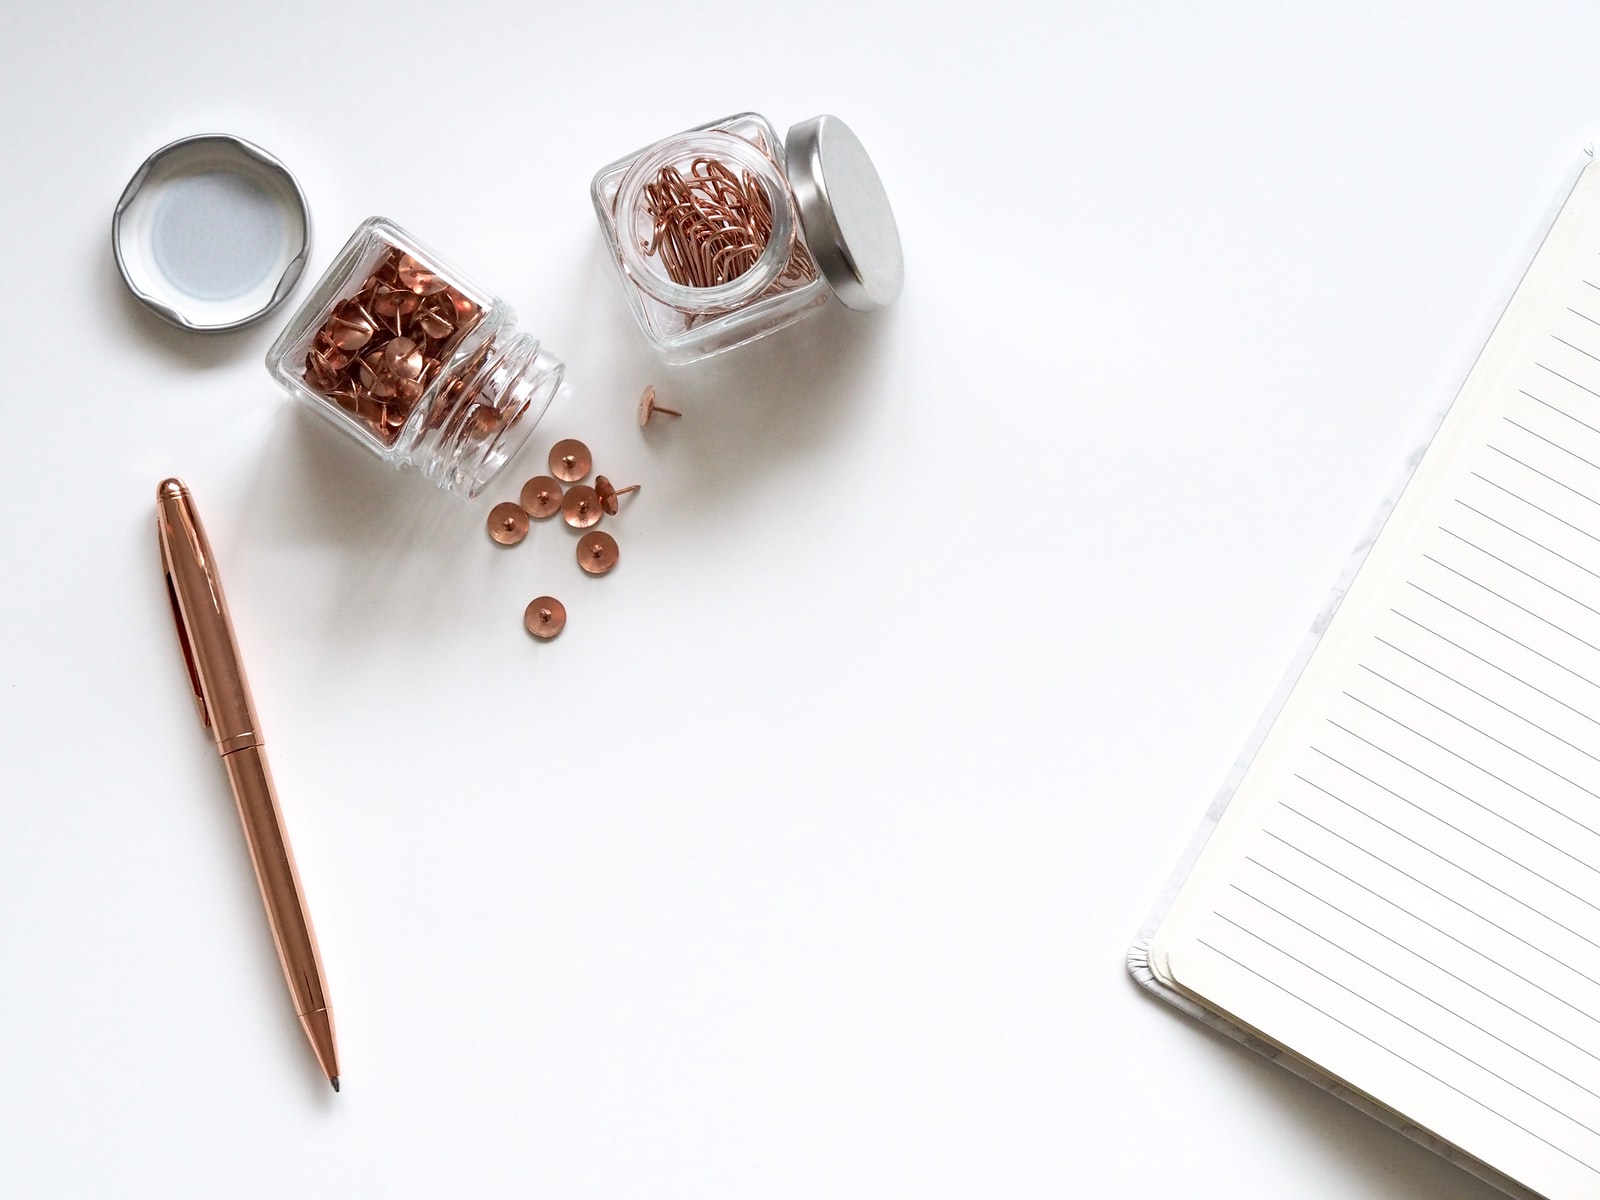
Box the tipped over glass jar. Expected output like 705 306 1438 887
265 218 564 499
591 113 904 365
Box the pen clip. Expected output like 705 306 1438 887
159 523 212 730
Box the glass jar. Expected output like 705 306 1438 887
266 217 564 499
591 113 903 365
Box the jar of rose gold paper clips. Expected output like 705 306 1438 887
265 217 564 498
591 112 904 364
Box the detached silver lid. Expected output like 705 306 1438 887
784 116 903 312
113 134 311 332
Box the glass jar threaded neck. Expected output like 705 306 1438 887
412 329 562 498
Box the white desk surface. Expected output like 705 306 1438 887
4 3 1596 1196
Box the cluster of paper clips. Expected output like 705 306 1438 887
642 155 817 295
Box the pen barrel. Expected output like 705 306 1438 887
156 480 261 746
223 746 334 1027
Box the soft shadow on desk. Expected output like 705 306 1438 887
644 300 900 511
1129 982 1506 1199
235 404 477 647
569 235 898 503
101 258 262 369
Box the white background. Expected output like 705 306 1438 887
2 2 1596 1197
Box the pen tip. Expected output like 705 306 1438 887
330 1076 340 1093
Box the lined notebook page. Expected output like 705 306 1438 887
1149 160 1600 1200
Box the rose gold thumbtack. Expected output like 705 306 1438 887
396 254 449 296
413 298 455 341
577 530 619 575
637 384 682 427
561 484 602 529
549 438 592 482
357 350 397 398
519 475 564 520
594 475 640 517
304 352 339 393
487 501 530 546
370 286 419 330
524 596 567 640
383 336 425 382
327 303 376 351
449 288 477 325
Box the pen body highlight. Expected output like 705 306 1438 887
156 478 339 1091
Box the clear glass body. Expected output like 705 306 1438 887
592 113 830 365
266 217 563 499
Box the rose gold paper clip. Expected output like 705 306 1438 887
156 478 340 1092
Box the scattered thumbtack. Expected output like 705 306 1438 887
637 384 681 427
594 475 640 516
561 485 602 529
487 501 530 546
549 438 592 482
577 530 619 575
524 596 567 640
519 475 564 520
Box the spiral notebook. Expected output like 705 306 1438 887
1131 153 1600 1200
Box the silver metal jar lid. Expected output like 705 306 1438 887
113 134 311 332
784 116 903 312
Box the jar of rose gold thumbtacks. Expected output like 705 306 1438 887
591 113 904 364
265 218 565 498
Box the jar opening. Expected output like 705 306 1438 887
614 129 808 315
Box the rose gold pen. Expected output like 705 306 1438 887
156 478 340 1092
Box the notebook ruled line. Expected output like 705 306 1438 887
1258 833 1600 1030
1439 528 1600 622
1279 803 1600 989
1357 661 1587 783
1403 582 1600 688
1535 361 1600 403
1226 884 1600 1099
1241 857 1600 1062
1416 560 1600 655
1388 609 1600 726
1305 746 1600 909
1469 470 1600 548
1485 446 1600 511
1195 939 1600 1175
1291 774 1600 951
1454 499 1600 583
1341 692 1600 836
1353 668 1600 804
1552 337 1600 368
1369 637 1600 759
1503 417 1600 479
1520 390 1600 440
1319 725 1600 874
1211 911 1600 1134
